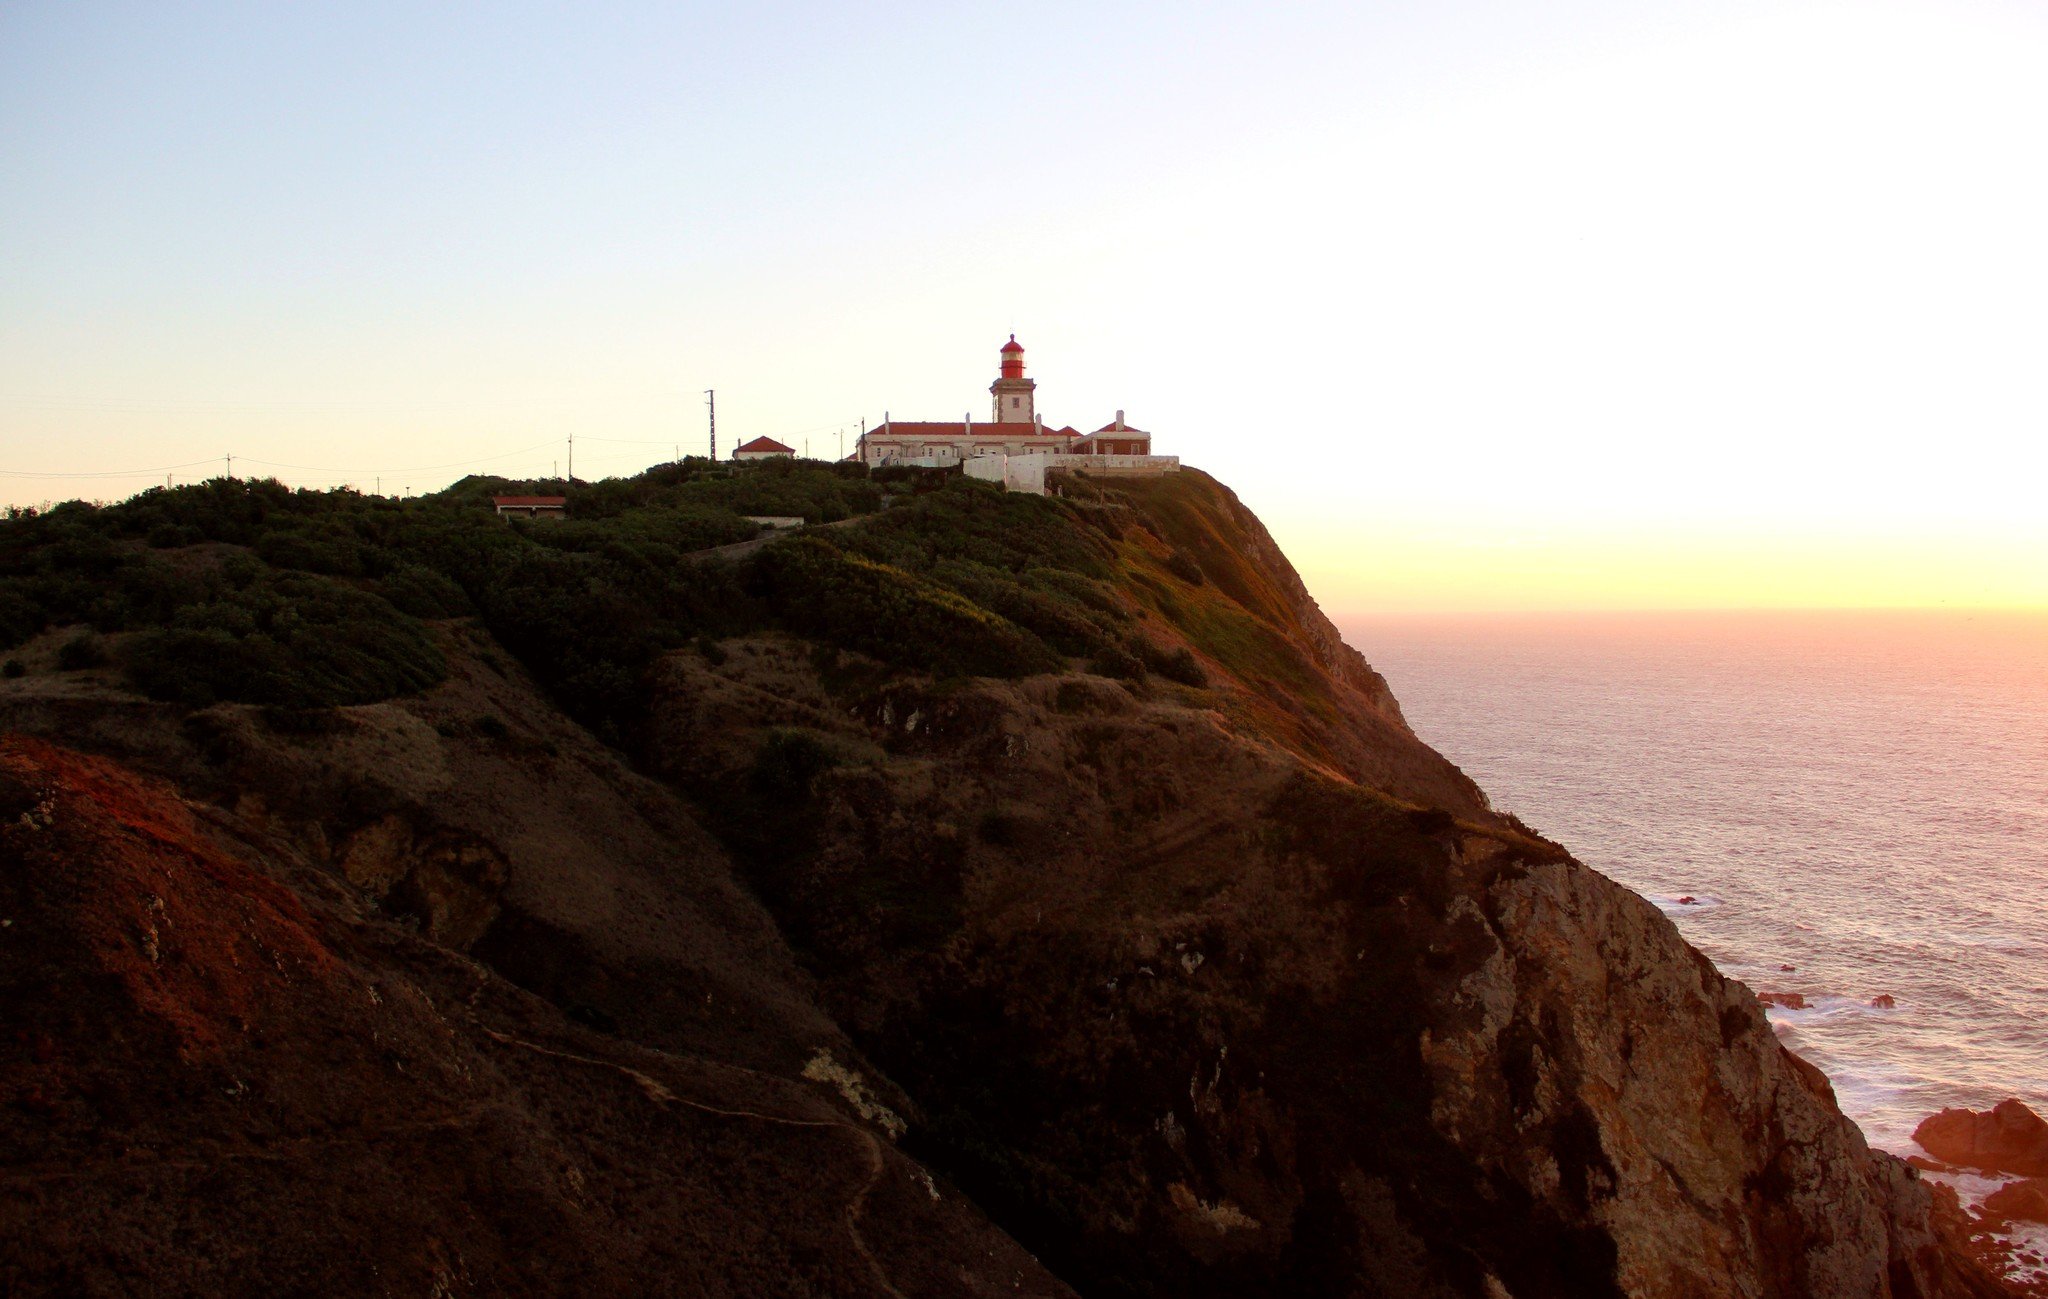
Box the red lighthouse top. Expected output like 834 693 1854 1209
999 334 1025 379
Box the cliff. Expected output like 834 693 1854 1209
0 465 2010 1296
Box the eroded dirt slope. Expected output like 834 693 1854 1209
0 643 1069 1297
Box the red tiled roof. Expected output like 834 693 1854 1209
1090 422 1148 435
734 437 796 453
871 422 1071 438
1000 335 1025 353
492 495 567 507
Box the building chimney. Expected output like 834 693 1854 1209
1115 409 1125 431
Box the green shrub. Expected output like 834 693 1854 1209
1053 680 1096 713
929 559 1114 659
750 538 1060 679
124 573 444 707
56 631 110 670
0 585 42 651
378 564 473 619
1022 567 1128 620
1135 638 1207 687
1090 642 1144 680
749 729 840 803
843 479 1114 578
256 525 368 576
1166 548 1206 586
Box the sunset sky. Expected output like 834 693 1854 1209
4 1 2044 612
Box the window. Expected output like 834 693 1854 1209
1011 397 1020 408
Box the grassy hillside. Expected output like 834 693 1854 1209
0 461 1230 750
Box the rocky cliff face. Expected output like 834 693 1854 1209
0 468 2009 1297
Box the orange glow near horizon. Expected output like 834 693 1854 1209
1281 520 2048 616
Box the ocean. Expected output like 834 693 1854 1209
1345 610 2048 1272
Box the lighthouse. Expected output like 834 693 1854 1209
989 335 1037 424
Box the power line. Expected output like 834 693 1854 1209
233 437 566 476
1 416 855 498
0 456 224 480
578 417 855 448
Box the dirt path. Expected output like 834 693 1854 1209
479 1026 910 1299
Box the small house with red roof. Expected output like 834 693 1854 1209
1071 412 1151 457
492 494 568 519
732 436 796 461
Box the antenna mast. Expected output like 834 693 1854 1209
705 389 717 461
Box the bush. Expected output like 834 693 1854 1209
750 538 1060 680
1022 567 1128 620
56 631 110 670
378 564 473 619
749 729 840 803
1137 639 1207 687
1090 642 1144 680
1166 548 1206 586
256 525 367 576
930 559 1115 659
0 585 42 651
124 574 444 707
2 659 24 679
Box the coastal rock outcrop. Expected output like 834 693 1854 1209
1916 1100 2048 1177
1983 1179 2048 1226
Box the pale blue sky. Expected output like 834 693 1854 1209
5 1 2046 608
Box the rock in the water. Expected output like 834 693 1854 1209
1870 994 1897 1009
1915 1100 2048 1176
1758 990 1808 1009
1984 1179 2048 1226
1676 894 1698 905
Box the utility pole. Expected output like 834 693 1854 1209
225 453 232 480
705 390 717 461
567 433 574 482
376 476 381 496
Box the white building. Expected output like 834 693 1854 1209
733 436 797 461
852 336 1179 490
